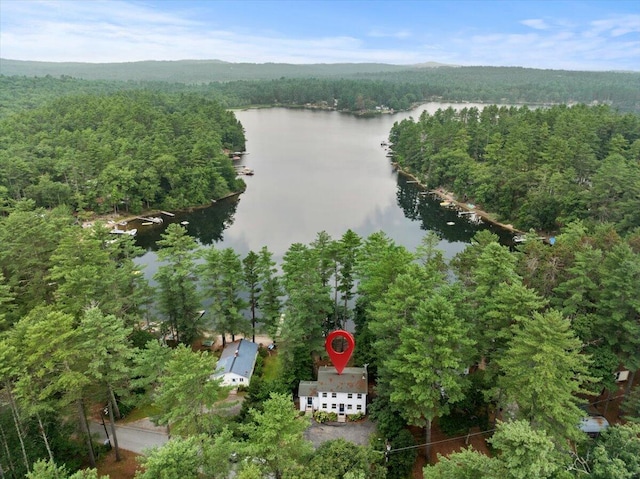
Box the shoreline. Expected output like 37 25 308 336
81 188 244 229
393 165 527 237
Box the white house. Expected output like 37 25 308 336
212 339 259 387
298 366 368 417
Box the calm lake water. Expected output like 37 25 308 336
134 103 513 277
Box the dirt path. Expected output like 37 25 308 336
411 420 492 478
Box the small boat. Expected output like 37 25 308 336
110 228 137 236
139 216 163 224
468 213 482 225
440 201 452 207
160 211 175 217
238 167 254 176
180 221 189 226
232 156 241 160
141 222 153 226
446 221 455 226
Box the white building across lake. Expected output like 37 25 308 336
298 366 368 418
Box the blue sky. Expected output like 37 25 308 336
1 1 638 71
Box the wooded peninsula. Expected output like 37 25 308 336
0 61 639 479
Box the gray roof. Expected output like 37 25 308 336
298 381 318 397
298 366 368 396
214 339 258 379
580 415 610 433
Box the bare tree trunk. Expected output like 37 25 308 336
36 412 54 463
425 418 432 465
108 385 121 420
76 399 96 468
333 272 339 328
603 389 611 417
5 386 29 473
252 310 256 343
0 423 16 478
107 397 121 462
624 370 636 397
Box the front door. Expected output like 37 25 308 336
307 397 313 407
339 403 345 414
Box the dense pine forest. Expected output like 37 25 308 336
388 104 640 234
0 91 246 213
0 62 639 478
1 212 639 477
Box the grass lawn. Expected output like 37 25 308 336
262 352 282 381
121 403 161 423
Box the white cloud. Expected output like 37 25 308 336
590 14 640 37
521 18 549 30
367 29 412 39
0 0 638 70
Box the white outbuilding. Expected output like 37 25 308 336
212 339 259 387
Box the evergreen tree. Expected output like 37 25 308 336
387 293 474 462
241 393 312 479
497 310 595 445
154 224 201 345
153 344 228 437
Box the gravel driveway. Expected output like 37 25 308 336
304 418 377 449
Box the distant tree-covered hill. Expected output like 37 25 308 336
0 58 429 82
1 59 639 114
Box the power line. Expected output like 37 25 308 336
377 427 497 455
378 388 636 456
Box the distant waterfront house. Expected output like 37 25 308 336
212 339 259 387
298 366 368 417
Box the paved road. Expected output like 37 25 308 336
89 419 169 454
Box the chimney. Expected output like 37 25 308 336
234 350 239 357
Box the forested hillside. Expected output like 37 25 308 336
389 104 640 233
0 58 422 82
2 60 639 116
0 91 246 213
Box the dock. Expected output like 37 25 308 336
160 211 175 217
393 165 531 237
138 216 163 224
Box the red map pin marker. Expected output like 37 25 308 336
325 329 355 375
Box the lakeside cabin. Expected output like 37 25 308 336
212 339 259 387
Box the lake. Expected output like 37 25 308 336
134 103 513 277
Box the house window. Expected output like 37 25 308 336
232 378 236 382
347 393 353 399
357 405 362 411
322 392 327 398
331 393 337 398
357 393 362 399
239 378 244 382
322 403 327 409
347 405 353 410
331 404 337 409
